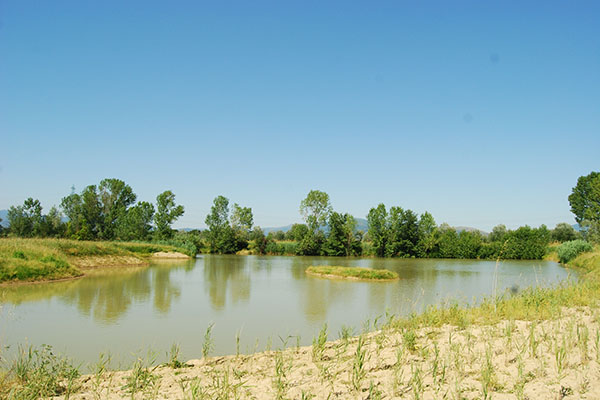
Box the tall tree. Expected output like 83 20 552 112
61 193 83 237
367 203 388 257
205 195 236 253
39 206 65 237
299 190 332 232
287 224 309 241
551 223 579 242
416 211 437 257
116 201 155 241
488 224 508 242
154 191 184 239
230 203 253 237
569 171 600 225
98 178 137 240
79 185 103 239
7 198 43 237
324 212 361 256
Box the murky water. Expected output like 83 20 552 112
0 255 573 368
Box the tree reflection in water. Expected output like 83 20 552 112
0 260 195 323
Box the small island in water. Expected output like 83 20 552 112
305 265 399 281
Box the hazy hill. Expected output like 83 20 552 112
0 210 8 227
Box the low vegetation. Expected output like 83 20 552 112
557 239 594 263
306 265 399 281
0 238 191 283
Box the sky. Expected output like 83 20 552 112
0 1 599 231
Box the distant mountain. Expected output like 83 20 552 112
263 217 368 234
0 210 8 227
454 226 489 236
262 224 294 234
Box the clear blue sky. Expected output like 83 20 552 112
1 1 598 231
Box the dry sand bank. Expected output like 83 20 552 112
57 306 600 400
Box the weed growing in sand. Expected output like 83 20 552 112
312 323 328 362
480 345 496 400
203 323 215 358
167 343 185 369
392 346 405 395
338 325 353 343
431 342 440 384
515 354 525 400
410 363 424 400
594 329 600 363
555 337 567 377
209 367 245 400
300 390 315 400
504 319 515 350
265 336 273 352
368 380 383 400
123 354 159 398
351 336 367 391
179 377 207 400
528 322 538 357
577 323 590 361
91 353 113 400
273 351 292 400
403 328 417 353
7 344 80 399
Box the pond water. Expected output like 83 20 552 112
0 255 573 368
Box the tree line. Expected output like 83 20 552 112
2 178 186 242
2 171 598 260
201 190 576 260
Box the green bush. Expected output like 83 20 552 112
557 240 593 263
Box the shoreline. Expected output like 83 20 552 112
51 306 600 400
3 248 598 399
0 238 192 286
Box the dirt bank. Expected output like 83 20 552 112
56 306 600 400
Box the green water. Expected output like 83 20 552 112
0 255 572 368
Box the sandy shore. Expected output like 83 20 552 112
55 306 600 400
151 251 191 259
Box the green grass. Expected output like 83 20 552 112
387 245 600 330
305 265 399 281
0 238 192 283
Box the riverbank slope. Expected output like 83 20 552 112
0 238 192 284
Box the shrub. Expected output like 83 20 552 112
557 240 593 264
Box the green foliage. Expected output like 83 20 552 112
551 223 579 242
488 224 507 243
557 240 593 263
367 204 388 257
0 238 192 283
323 212 362 256
98 178 137 240
502 225 550 260
569 171 600 225
154 190 185 240
4 344 79 399
295 230 324 256
205 196 253 254
287 224 309 241
250 227 268 254
115 201 155 241
7 198 43 237
265 240 298 255
299 190 332 232
581 220 600 244
386 207 419 257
